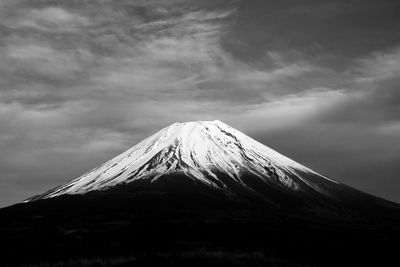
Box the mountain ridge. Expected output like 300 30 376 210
26 120 339 202
25 120 399 216
3 120 400 267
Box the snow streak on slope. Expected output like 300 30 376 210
27 120 338 201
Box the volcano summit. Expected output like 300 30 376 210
28 120 336 200
26 120 353 204
25 121 396 213
1 121 400 267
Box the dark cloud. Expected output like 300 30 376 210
0 0 399 207
222 0 400 69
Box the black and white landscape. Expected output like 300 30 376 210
1 1 400 266
1 120 400 266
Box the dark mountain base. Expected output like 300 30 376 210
1 175 400 267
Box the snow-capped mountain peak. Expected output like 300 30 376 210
27 120 338 201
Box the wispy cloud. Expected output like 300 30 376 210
14 7 90 32
355 46 400 83
234 88 347 132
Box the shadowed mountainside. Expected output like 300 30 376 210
2 121 400 266
1 173 400 267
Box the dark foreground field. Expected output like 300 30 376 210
1 178 400 267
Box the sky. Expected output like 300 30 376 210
0 0 399 207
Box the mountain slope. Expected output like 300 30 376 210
28 120 339 201
26 120 398 215
2 120 400 267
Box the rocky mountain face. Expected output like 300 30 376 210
2 120 400 267
27 120 350 204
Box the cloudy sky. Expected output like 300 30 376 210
0 0 399 207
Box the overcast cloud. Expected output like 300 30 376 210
0 0 399 207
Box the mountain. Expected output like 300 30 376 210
27 120 322 198
1 120 400 267
25 120 388 210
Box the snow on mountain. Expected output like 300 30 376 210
26 120 339 201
